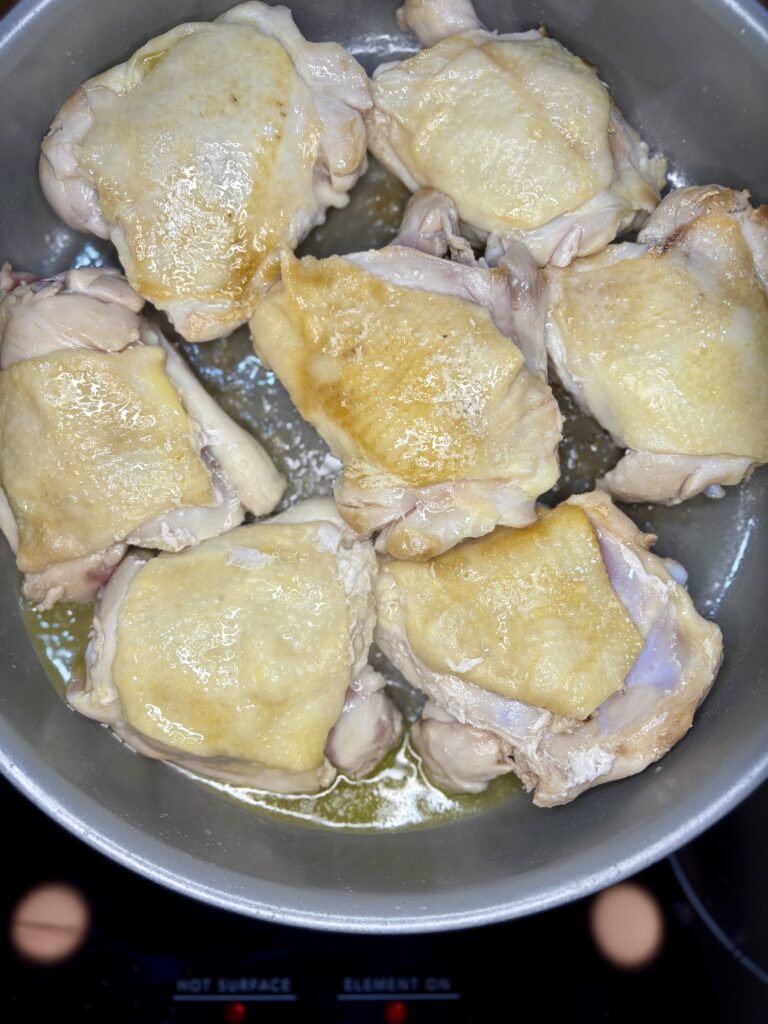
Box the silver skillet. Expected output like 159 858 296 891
0 0 766 932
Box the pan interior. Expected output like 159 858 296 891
0 0 766 930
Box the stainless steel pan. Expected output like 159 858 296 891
0 0 766 933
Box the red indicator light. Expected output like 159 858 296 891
223 1002 247 1024
384 1000 408 1024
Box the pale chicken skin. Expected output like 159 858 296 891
0 266 283 608
376 491 722 806
250 189 561 560
367 0 666 267
71 499 402 792
40 2 371 341
546 186 768 503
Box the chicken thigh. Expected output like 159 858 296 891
40 2 371 341
250 189 561 560
546 186 768 503
367 0 666 266
70 499 402 792
376 490 722 806
0 266 283 607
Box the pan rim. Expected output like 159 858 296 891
1 720 766 932
1 0 767 933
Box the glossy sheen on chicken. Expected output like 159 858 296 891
0 266 283 608
384 503 644 719
250 189 561 560
70 499 402 792
376 491 722 806
546 186 768 503
368 0 666 266
40 2 371 341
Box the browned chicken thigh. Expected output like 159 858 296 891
368 0 666 266
0 267 283 606
71 499 402 792
546 186 768 503
40 2 371 341
250 189 561 560
377 492 722 806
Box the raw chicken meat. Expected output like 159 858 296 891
546 186 768 503
325 665 404 780
368 0 666 266
70 499 402 792
0 266 283 607
412 700 516 795
40 2 371 341
250 189 561 559
377 490 722 806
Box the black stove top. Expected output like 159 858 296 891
2 779 766 1023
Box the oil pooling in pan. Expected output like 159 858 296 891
21 599 520 832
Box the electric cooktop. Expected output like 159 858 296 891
2 777 765 1023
